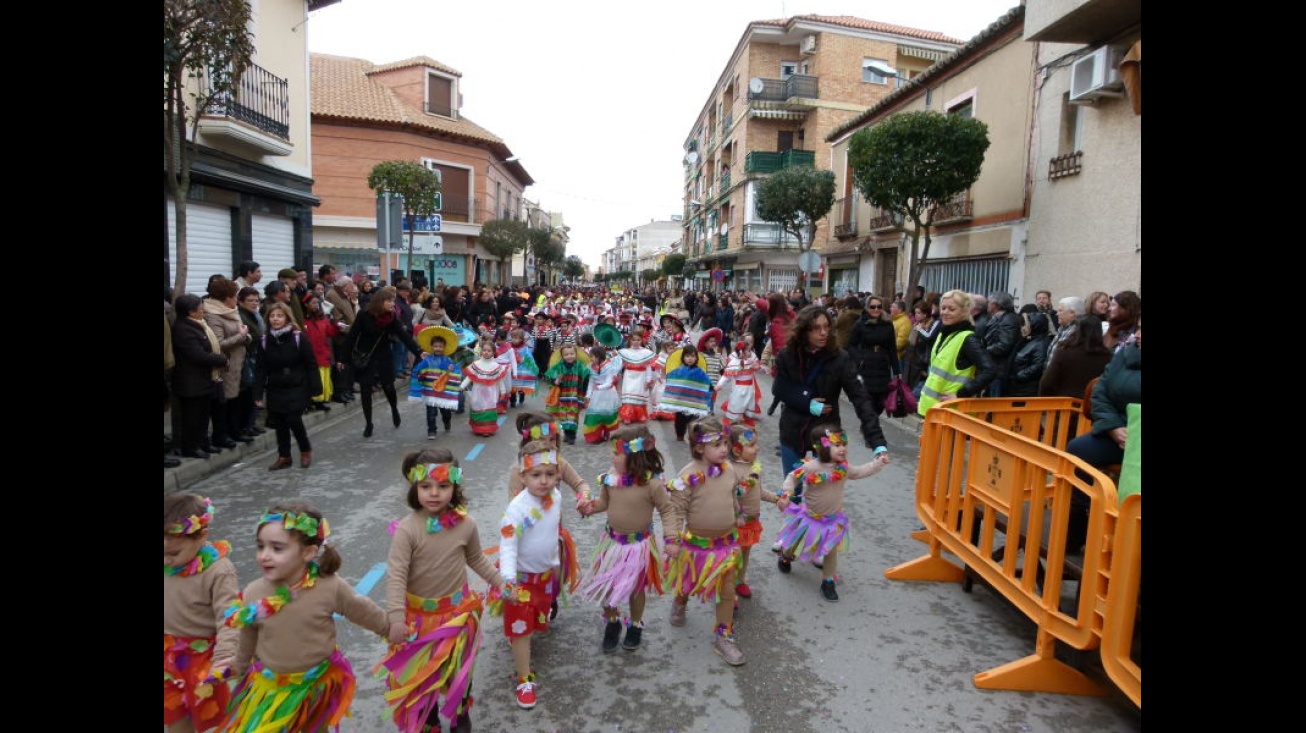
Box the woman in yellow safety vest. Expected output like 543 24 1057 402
917 289 997 415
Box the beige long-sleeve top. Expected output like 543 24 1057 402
230 574 389 675
384 511 505 624
781 459 886 517
731 459 781 523
589 473 675 535
163 555 242 668
507 456 591 502
666 460 740 538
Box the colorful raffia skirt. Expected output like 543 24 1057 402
579 525 664 609
736 517 763 548
219 649 356 733
617 404 649 423
664 529 741 602
372 586 485 733
774 504 849 562
164 633 230 731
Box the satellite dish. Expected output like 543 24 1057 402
685 150 699 166
748 77 765 94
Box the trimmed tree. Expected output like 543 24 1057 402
754 164 836 253
478 219 529 286
164 0 255 296
563 256 585 282
367 161 442 280
847 110 990 300
661 253 687 279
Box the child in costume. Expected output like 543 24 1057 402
219 502 400 733
531 312 555 382
660 344 713 442
577 425 673 653
541 343 591 445
461 336 512 436
373 449 507 733
491 440 569 710
494 329 517 414
582 344 622 444
164 494 241 733
648 340 677 422
774 422 890 602
663 416 746 666
717 338 764 429
450 329 477 416
697 328 725 414
726 425 781 600
615 326 657 424
508 327 539 408
508 411 594 623
409 326 464 440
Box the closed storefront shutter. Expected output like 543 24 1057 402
919 256 1009 299
252 214 295 276
766 267 798 293
167 201 232 297
830 268 858 295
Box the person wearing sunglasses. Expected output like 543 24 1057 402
843 295 898 416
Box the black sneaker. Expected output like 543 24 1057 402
821 578 839 602
550 598 559 620
602 620 622 653
622 623 643 651
778 555 792 573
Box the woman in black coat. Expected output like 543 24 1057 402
843 295 898 416
170 294 230 460
771 305 889 475
1004 304 1054 397
252 302 321 469
343 286 423 437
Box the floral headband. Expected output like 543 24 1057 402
815 430 848 448
693 431 726 444
521 450 559 470
408 463 462 485
732 429 758 447
614 436 655 454
259 511 330 541
521 422 558 441
166 497 213 535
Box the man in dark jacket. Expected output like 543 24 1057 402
981 291 1022 396
771 304 888 475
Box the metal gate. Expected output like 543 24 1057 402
167 200 233 297
767 267 798 293
919 255 1009 298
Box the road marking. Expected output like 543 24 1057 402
335 562 388 617
465 444 484 462
497 415 507 426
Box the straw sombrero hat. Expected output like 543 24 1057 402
697 328 723 351
417 326 458 354
594 322 623 349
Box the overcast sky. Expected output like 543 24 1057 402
305 0 1022 270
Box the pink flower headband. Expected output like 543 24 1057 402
166 497 213 535
815 430 848 448
521 450 559 470
521 422 558 440
408 463 462 485
614 436 655 454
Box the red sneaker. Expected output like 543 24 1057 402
735 582 752 598
515 679 537 709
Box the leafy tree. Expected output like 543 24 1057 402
640 268 660 285
661 253 687 278
563 256 585 281
754 165 836 254
164 0 255 296
367 160 442 279
847 110 989 301
478 219 530 284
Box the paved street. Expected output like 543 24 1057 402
174 376 1142 733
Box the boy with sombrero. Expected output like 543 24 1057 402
409 326 464 439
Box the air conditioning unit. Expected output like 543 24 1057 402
1069 45 1124 103
801 35 817 55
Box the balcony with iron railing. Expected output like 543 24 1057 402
747 74 819 102
440 196 478 223
931 191 973 225
717 233 729 251
201 62 292 155
1049 151 1083 179
745 149 816 174
741 222 801 248
833 196 857 238
868 207 904 232
425 100 459 120
718 171 731 194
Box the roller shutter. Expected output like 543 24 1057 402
167 201 232 297
252 214 295 275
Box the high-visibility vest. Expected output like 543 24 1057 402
918 329 977 415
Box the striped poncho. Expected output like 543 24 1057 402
659 364 712 417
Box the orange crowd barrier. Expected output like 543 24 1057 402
886 401 1140 706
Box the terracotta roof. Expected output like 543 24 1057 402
751 14 964 45
310 53 502 146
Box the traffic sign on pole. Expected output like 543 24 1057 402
433 192 442 211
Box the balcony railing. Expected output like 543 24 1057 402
1049 151 1083 179
718 171 731 193
717 233 729 251
741 222 801 248
931 191 973 225
205 62 290 141
425 101 459 120
833 196 857 238
745 149 816 174
868 207 903 232
440 196 477 223
747 74 819 102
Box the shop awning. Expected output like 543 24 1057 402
315 241 376 251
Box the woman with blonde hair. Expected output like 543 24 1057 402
916 290 996 416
